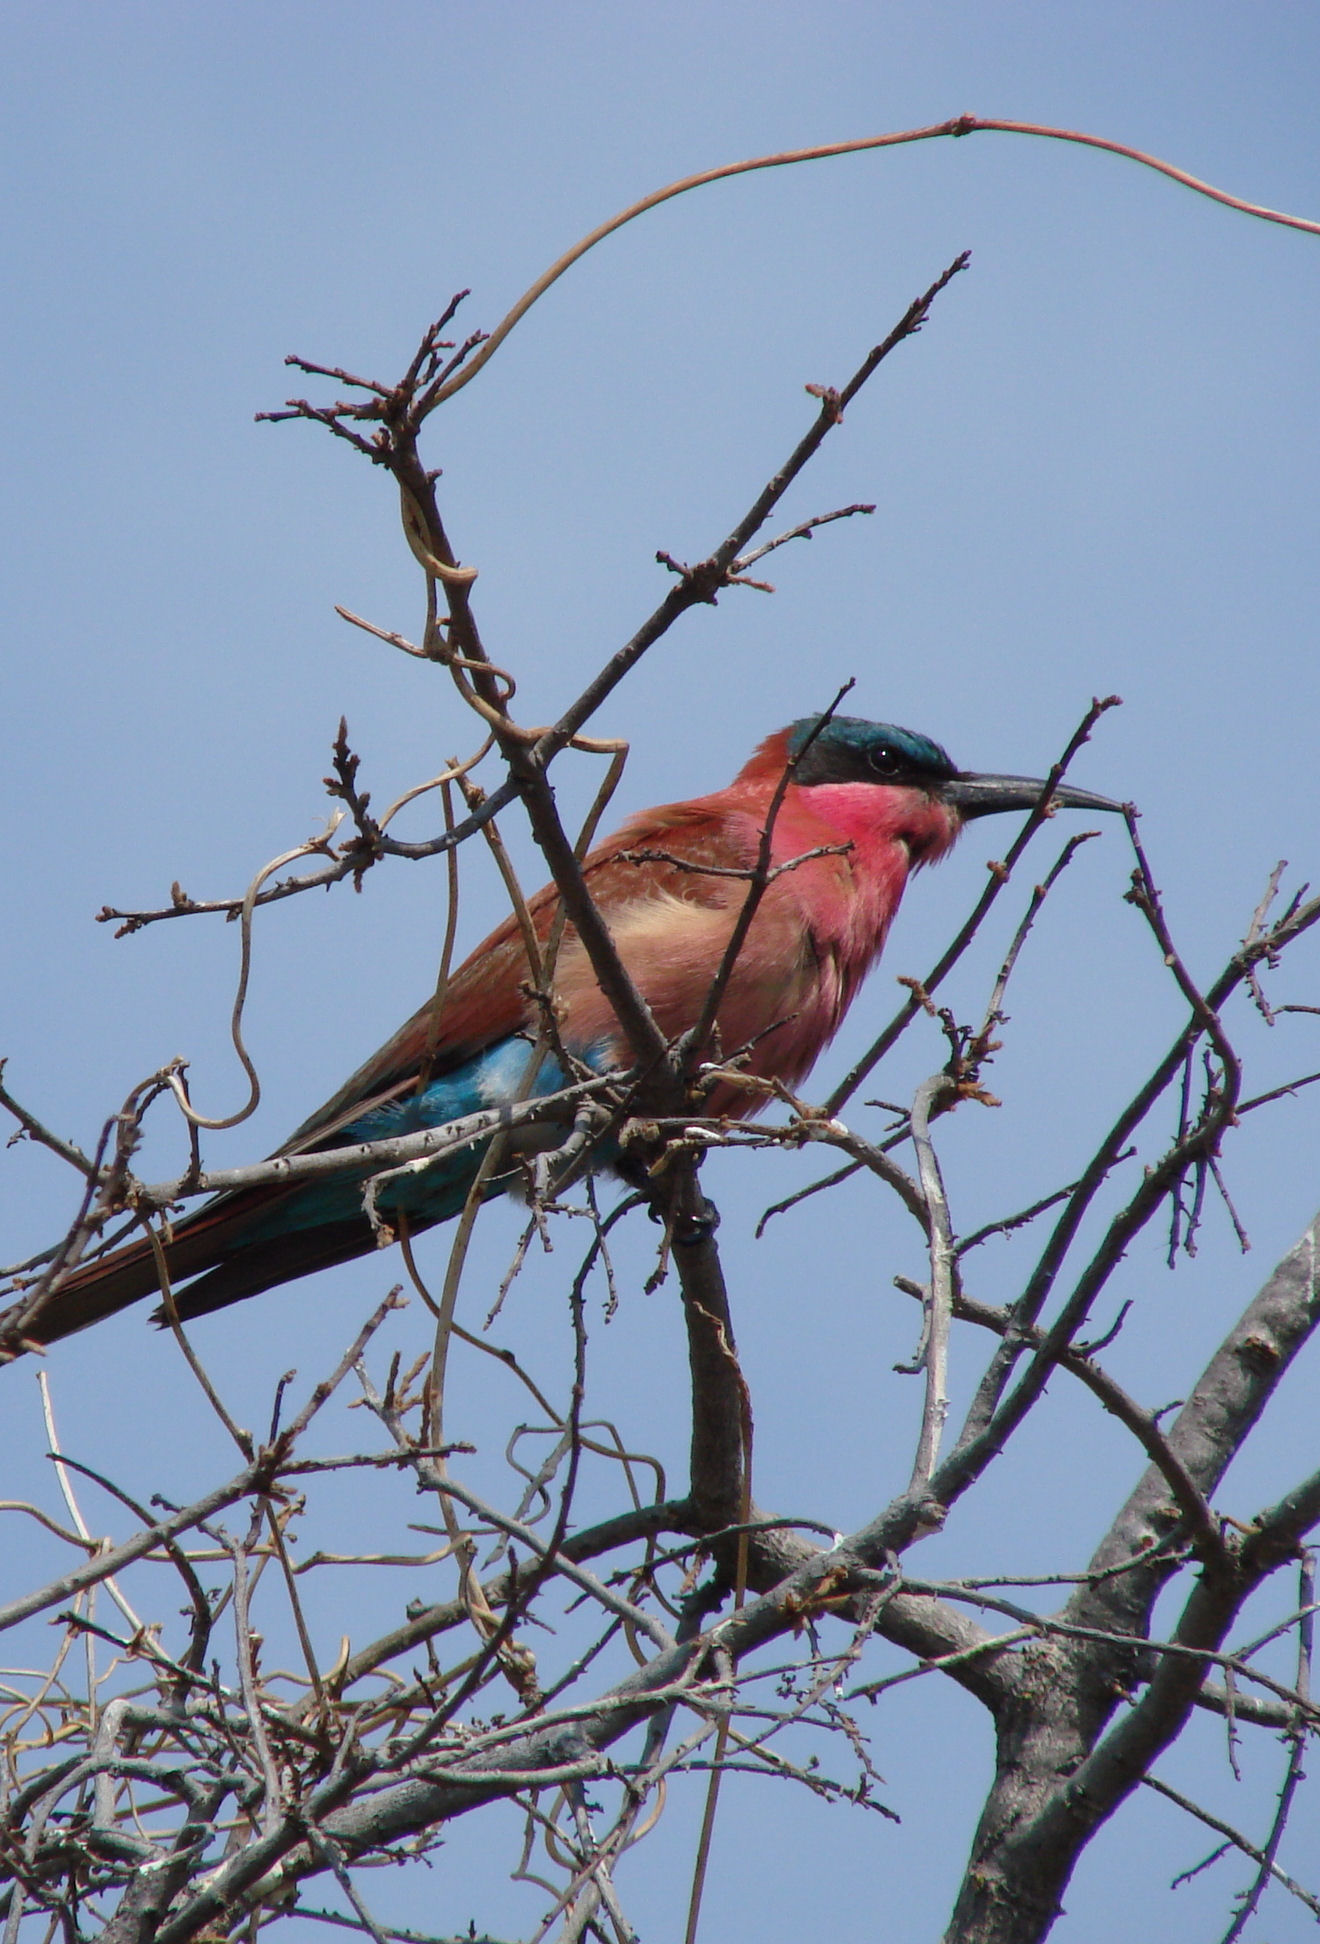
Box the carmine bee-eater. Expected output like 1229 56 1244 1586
9 716 1119 1349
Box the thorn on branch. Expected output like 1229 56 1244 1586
803 383 844 422
654 550 728 603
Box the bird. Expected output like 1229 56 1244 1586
10 715 1119 1349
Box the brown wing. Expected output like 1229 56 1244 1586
279 793 759 1153
6 795 766 1349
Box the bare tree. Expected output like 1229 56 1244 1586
4 163 1320 1943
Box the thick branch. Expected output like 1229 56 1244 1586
1071 1211 1320 1638
941 1216 1320 1944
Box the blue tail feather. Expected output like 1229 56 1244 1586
237 1037 576 1241
33 1035 615 1334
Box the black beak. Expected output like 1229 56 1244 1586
942 773 1124 820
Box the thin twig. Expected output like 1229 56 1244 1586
417 122 1320 410
1144 1773 1320 1919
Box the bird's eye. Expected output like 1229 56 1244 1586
866 743 902 777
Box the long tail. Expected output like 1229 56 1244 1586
2 1037 579 1356
2 1193 408 1351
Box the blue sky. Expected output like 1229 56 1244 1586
3 5 1320 1939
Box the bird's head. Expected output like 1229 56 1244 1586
741 714 1123 868
788 713 1120 813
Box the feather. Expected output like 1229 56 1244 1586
11 712 1108 1351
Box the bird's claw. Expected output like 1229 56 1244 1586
671 1195 720 1246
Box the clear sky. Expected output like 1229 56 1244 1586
3 5 1320 1939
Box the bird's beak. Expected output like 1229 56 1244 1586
941 773 1124 820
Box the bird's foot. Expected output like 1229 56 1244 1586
670 1195 720 1246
